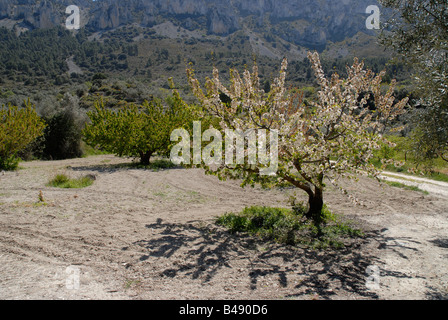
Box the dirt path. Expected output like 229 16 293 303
65 56 83 75
0 155 447 300
380 171 448 198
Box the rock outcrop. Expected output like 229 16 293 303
0 0 379 49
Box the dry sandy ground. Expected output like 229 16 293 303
0 155 447 300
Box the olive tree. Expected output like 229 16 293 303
186 52 408 229
379 0 448 163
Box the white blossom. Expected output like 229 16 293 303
187 51 408 210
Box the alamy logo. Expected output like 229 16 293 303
170 121 278 176
66 265 80 290
365 265 380 290
366 5 380 30
65 5 80 30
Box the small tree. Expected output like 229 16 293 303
83 89 198 165
187 52 408 231
0 100 46 170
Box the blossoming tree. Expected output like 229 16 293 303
187 52 408 229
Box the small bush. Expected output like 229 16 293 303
47 174 94 189
49 174 70 185
127 158 177 170
0 155 20 171
216 205 363 249
149 159 177 169
42 108 84 160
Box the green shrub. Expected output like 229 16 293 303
216 205 363 249
216 206 302 245
47 174 94 189
42 108 84 160
146 159 177 170
0 155 20 171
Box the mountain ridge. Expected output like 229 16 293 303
0 0 380 51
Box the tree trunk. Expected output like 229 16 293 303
281 172 325 235
139 151 152 166
306 186 324 235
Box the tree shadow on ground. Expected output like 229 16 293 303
425 286 448 300
131 218 386 299
69 159 183 174
429 238 448 249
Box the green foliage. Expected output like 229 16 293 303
409 107 448 165
0 155 20 171
376 140 396 161
41 108 84 160
83 89 199 164
291 201 336 224
47 174 94 189
48 174 69 185
0 101 46 170
116 158 178 171
371 134 448 180
144 159 177 170
379 0 448 165
11 93 87 162
217 206 298 233
0 26 141 86
216 205 363 248
0 27 73 79
81 144 110 157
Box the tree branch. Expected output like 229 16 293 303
437 150 448 163
281 173 314 196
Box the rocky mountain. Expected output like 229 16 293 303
0 0 380 51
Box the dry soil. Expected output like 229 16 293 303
1 155 447 300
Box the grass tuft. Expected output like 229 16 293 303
383 180 429 195
47 174 94 189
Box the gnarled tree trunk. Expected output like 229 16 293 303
282 172 325 233
306 186 324 235
139 151 152 166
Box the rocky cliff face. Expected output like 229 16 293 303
0 0 378 49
